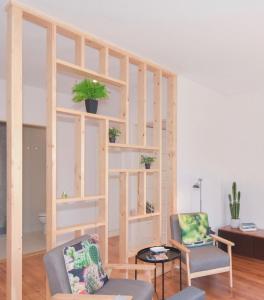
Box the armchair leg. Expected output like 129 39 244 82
187 273 191 286
186 252 191 286
228 245 233 288
229 269 233 288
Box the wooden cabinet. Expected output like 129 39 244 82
218 226 264 260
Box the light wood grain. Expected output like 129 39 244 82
6 4 23 300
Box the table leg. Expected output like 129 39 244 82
162 262 165 300
135 256 137 280
179 254 182 290
154 262 157 292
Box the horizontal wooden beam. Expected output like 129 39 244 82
7 1 175 75
56 222 105 235
57 59 126 87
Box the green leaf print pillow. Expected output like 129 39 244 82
178 213 213 248
63 235 108 294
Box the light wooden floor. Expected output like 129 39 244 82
0 239 264 300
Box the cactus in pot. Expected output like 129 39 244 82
228 182 241 228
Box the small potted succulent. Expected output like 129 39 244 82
228 182 241 228
109 127 121 143
140 155 156 169
72 79 109 114
146 201 155 214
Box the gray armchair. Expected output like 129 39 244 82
44 234 155 300
170 214 234 287
44 234 205 300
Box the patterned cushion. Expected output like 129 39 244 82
178 213 213 248
63 234 108 294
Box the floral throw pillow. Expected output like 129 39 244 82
63 235 108 294
178 213 213 248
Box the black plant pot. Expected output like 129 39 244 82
85 99 98 114
109 136 116 143
145 163 151 169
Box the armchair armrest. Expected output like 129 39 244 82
210 234 235 247
170 239 190 254
52 294 132 300
106 263 155 272
105 263 155 283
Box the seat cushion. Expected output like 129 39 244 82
166 287 205 300
185 245 230 273
96 279 154 300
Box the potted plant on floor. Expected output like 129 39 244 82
72 79 109 114
229 181 241 228
140 155 156 169
109 127 121 143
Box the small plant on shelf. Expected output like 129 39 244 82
146 201 155 214
61 191 68 199
140 155 156 169
72 79 109 114
228 181 241 228
109 127 121 143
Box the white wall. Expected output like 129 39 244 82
177 76 264 229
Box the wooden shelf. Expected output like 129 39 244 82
109 143 159 152
56 222 105 235
128 212 160 221
109 168 159 174
56 107 126 123
56 195 105 204
57 59 126 87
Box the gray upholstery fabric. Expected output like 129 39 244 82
170 213 230 273
96 279 154 300
170 214 182 242
184 245 230 273
44 235 154 300
43 234 94 295
166 287 205 300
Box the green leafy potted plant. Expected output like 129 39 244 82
228 182 241 228
72 79 109 114
140 155 156 169
109 127 121 143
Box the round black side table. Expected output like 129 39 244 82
135 246 182 300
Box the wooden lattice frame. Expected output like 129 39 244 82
6 1 177 300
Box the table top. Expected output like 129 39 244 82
219 226 264 238
136 246 180 263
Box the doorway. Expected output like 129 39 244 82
0 123 46 260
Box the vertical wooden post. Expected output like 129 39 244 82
137 172 146 215
153 70 162 239
74 115 85 238
6 4 23 300
119 172 128 263
75 36 85 67
120 56 129 143
46 23 57 251
167 75 177 215
99 47 108 75
99 120 109 263
74 115 85 199
137 63 147 145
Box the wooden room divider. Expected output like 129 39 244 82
6 1 177 300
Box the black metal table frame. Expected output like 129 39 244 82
135 247 182 300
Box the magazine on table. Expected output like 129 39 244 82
146 252 168 261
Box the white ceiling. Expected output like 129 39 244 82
1 0 264 95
